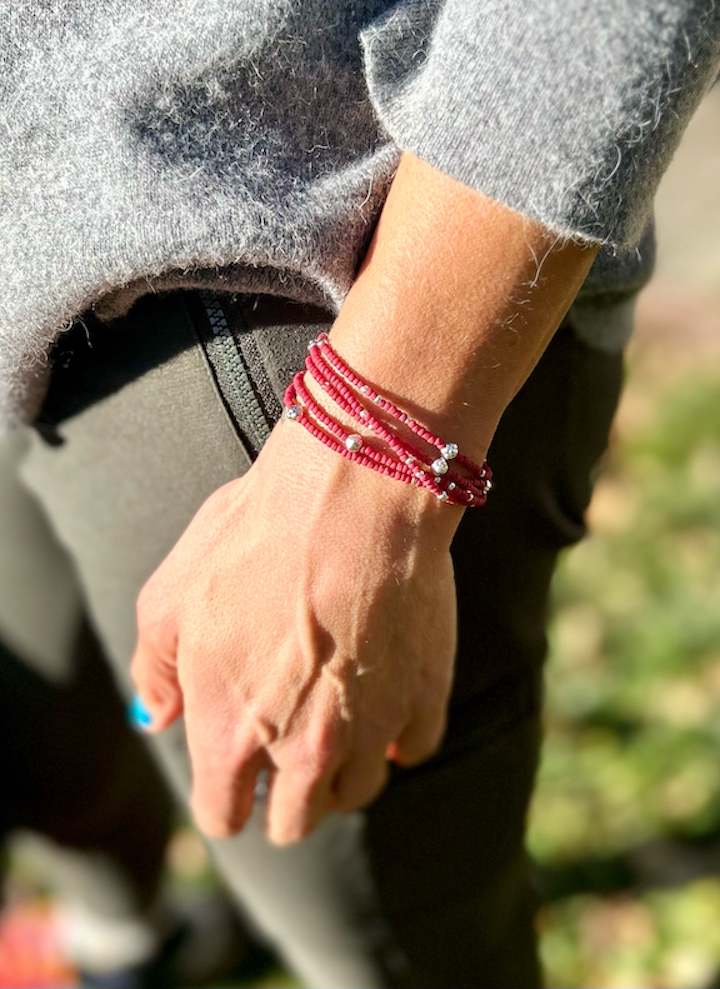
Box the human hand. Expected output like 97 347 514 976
131 150 597 845
130 420 461 844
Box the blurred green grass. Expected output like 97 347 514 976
530 361 720 988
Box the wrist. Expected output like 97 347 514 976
328 153 598 462
257 421 464 548
329 308 499 464
287 333 490 509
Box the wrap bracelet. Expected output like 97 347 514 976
283 333 492 507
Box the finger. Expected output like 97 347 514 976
265 734 342 846
188 724 266 839
387 699 448 768
330 743 390 813
266 766 335 846
129 637 183 731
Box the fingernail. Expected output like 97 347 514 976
127 693 153 730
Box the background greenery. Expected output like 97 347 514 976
530 84 720 989
532 366 720 989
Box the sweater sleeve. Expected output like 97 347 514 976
360 0 720 248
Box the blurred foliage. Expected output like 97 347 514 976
539 881 720 989
530 368 720 988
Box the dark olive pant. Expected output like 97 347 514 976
9 290 623 988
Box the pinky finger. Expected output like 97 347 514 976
386 703 447 768
330 744 390 813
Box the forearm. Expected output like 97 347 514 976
331 152 599 467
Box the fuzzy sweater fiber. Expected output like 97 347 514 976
1 0 719 433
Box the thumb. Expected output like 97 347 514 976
130 636 184 731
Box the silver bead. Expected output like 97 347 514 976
345 434 363 453
307 339 318 349
448 482 456 491
359 410 369 419
431 457 449 476
440 442 459 460
360 385 370 395
436 491 449 502
466 492 475 502
285 404 302 420
374 395 383 405
485 480 493 492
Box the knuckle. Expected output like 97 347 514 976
288 726 341 783
300 737 340 781
298 757 331 788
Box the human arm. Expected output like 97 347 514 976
130 151 597 845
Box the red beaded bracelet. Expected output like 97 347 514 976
283 334 492 507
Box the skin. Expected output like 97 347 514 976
131 152 599 845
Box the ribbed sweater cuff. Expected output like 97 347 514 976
361 0 720 248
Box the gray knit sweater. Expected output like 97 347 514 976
1 1 719 434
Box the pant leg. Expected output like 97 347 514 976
190 293 624 987
21 294 396 989
0 431 173 919
19 290 622 987
364 327 624 988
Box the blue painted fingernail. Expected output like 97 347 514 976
128 694 153 730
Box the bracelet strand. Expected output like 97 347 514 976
283 335 492 507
